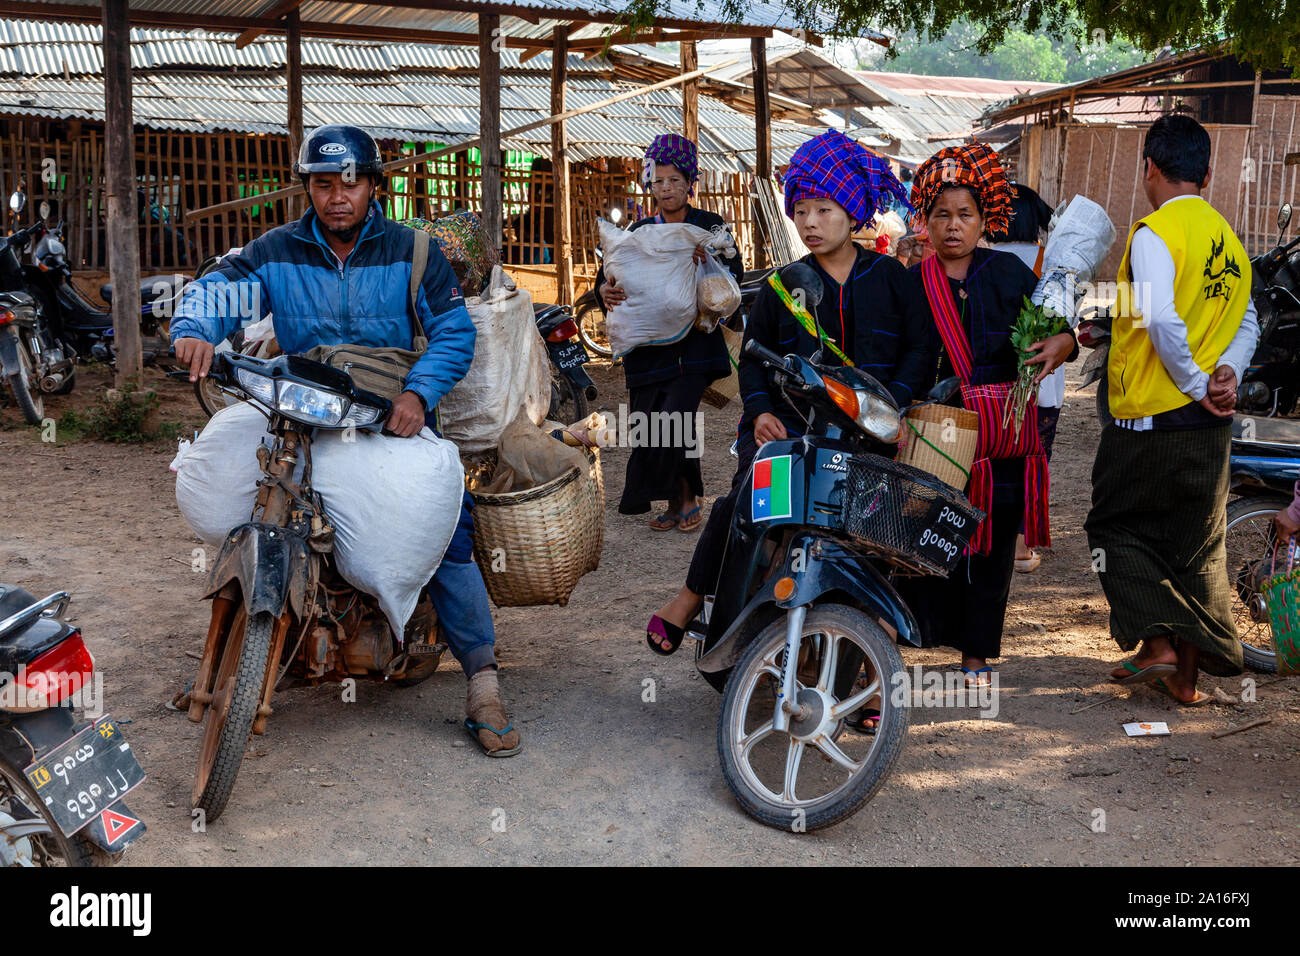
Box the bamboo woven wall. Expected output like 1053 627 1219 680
1 117 759 292
1241 96 1300 255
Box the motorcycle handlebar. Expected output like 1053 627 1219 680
742 337 789 370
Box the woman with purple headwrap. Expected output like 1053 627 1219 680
645 130 935 710
595 134 745 531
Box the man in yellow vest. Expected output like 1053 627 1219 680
1086 114 1259 705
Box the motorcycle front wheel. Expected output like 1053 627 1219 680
192 605 276 823
1226 495 1291 673
718 604 908 831
576 298 612 357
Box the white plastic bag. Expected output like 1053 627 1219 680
175 402 464 639
439 265 551 454
694 253 741 332
599 218 713 358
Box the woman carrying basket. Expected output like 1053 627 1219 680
901 143 1077 686
645 130 934 673
595 134 744 532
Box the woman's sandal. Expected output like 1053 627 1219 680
1152 677 1216 707
677 503 703 532
959 666 993 687
646 615 686 655
648 510 679 532
844 708 880 735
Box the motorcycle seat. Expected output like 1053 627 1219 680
0 290 36 310
100 273 188 306
1233 413 1300 447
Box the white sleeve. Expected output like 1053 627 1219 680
1217 295 1259 384
1130 226 1210 401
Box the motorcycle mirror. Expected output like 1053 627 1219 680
8 189 25 214
1279 202 1292 234
38 199 50 221
927 376 961 403
779 261 824 308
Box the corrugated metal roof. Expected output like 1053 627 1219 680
0 18 607 76
0 63 824 171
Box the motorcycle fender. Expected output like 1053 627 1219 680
0 327 21 377
203 523 309 619
81 799 146 853
776 535 921 648
0 706 80 769
697 534 922 676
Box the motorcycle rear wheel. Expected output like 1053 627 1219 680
192 606 275 823
548 366 588 425
717 604 908 832
0 758 112 867
5 334 44 425
1226 495 1291 673
576 298 612 357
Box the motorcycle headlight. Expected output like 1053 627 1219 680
854 389 901 443
276 380 347 427
235 367 274 404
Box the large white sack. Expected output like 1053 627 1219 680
175 402 276 546
439 266 550 454
599 218 713 359
175 402 464 639
312 427 463 640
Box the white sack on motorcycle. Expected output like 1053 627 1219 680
175 402 464 639
438 266 551 454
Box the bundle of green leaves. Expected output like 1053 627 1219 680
1004 296 1067 440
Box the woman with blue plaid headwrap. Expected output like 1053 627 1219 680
595 133 744 532
645 130 935 683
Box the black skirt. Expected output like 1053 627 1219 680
617 373 710 515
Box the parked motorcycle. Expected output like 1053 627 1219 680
25 221 187 370
183 350 446 823
0 584 147 865
534 301 596 423
687 277 980 830
1 223 76 423
1238 202 1300 417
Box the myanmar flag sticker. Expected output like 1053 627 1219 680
752 454 792 521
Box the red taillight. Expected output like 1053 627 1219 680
0 309 15 325
22 631 95 707
546 318 579 343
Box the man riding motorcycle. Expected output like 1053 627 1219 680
171 124 521 757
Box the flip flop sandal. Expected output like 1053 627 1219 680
1014 550 1042 573
844 708 880 735
646 614 686 656
1112 659 1177 685
959 666 993 687
677 504 703 532
1152 678 1216 707
649 510 679 531
464 718 523 757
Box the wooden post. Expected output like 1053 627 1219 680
479 14 503 248
751 37 772 269
101 0 141 385
681 40 699 142
551 26 573 306
287 9 305 219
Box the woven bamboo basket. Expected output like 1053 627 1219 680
702 325 743 409
895 403 979 492
468 447 604 607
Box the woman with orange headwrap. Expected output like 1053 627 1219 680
900 142 1077 686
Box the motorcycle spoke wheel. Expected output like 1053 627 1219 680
5 338 44 425
718 605 908 831
1226 496 1290 673
576 302 612 357
0 759 107 867
192 606 275 822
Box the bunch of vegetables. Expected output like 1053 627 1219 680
1003 295 1067 441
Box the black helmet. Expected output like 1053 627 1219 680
294 124 384 183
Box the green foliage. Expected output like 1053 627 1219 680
59 382 180 444
616 0 1299 72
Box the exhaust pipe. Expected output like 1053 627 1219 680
39 372 64 393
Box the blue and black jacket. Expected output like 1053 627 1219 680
170 200 475 415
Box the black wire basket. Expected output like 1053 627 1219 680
841 453 985 576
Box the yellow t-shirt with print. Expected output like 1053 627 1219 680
1109 197 1251 419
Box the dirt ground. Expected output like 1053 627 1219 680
2 356 1298 867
